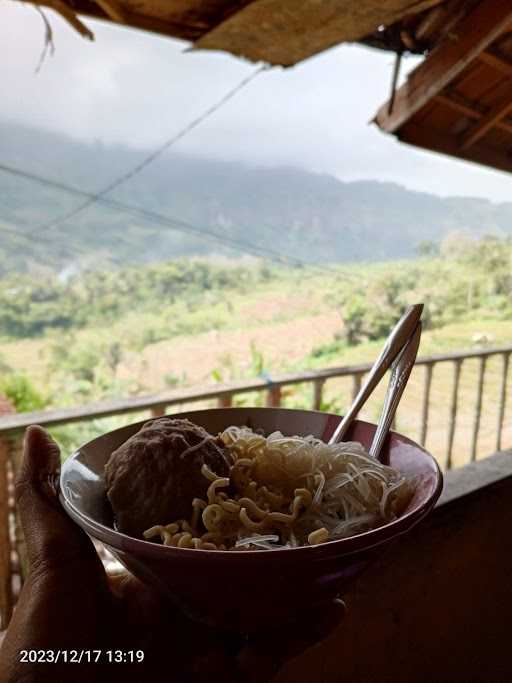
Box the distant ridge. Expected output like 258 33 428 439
1 120 511 274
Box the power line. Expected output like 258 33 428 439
0 162 314 268
0 161 362 278
23 66 267 240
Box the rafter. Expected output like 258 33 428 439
398 121 512 175
375 0 512 134
460 89 512 149
479 50 512 77
434 93 512 136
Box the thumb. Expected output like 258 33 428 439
15 425 106 579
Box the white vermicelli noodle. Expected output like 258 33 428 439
143 426 414 551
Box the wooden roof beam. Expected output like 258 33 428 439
375 0 512 134
460 89 512 149
94 0 126 24
399 121 512 175
434 93 512 136
35 0 205 42
479 50 512 77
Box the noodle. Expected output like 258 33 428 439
143 426 414 551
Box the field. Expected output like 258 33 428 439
1 246 511 470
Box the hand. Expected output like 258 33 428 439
0 425 345 683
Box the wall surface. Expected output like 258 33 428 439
276 452 512 683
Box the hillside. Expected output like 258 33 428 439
1 120 512 274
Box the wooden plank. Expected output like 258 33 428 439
94 0 126 24
266 386 281 408
312 379 325 411
479 50 512 76
446 360 462 470
36 0 205 42
217 394 233 408
420 363 433 447
496 352 510 452
460 88 512 149
0 438 12 630
414 4 448 42
398 121 512 175
470 356 487 462
351 373 363 402
375 0 512 133
434 93 512 135
45 0 95 39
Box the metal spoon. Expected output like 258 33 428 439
328 303 423 446
369 321 422 463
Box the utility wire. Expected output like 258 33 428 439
22 66 267 240
0 162 320 268
0 161 362 278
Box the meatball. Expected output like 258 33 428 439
105 417 232 538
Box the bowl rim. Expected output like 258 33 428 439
60 407 444 559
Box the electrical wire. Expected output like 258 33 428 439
22 66 267 241
0 162 317 267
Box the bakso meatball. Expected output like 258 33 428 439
105 417 232 538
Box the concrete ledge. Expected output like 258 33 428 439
277 451 512 683
439 450 512 505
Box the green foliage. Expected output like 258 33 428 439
310 337 347 360
417 240 439 257
0 259 270 340
164 372 187 388
44 336 136 404
0 372 45 412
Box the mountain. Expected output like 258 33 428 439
1 120 511 275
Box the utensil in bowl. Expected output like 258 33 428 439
60 406 442 631
329 303 423 446
369 321 422 462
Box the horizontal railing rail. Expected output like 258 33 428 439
0 344 509 458
0 346 512 436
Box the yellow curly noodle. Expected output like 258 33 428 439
143 426 414 551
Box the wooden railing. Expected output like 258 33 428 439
0 344 509 464
0 344 510 631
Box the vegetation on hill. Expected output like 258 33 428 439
0 233 510 420
2 120 512 275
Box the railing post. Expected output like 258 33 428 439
351 373 362 402
471 356 487 462
266 386 281 407
150 405 167 418
446 360 462 470
312 379 325 411
420 363 434 447
217 394 233 408
496 352 510 452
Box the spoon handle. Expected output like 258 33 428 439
369 321 422 462
329 303 423 445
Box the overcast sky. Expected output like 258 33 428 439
2 1 512 202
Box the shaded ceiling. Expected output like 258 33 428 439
375 0 512 175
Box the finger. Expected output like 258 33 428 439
238 599 346 682
15 425 107 580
